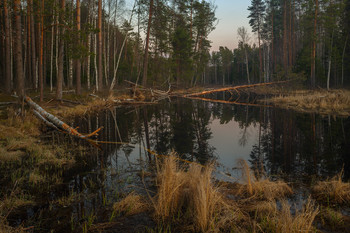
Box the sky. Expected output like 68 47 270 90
208 0 253 52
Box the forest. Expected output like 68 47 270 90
0 0 350 97
1 0 350 232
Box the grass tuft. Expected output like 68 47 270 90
257 198 319 233
236 160 293 201
113 192 148 216
312 171 350 205
153 154 241 232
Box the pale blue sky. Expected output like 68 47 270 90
208 0 252 51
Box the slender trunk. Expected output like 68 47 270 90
271 8 274 73
283 0 288 72
4 0 11 93
341 35 348 86
39 0 44 102
109 0 136 93
56 0 65 100
311 0 318 89
87 0 91 90
50 0 55 92
258 29 262 82
288 0 293 68
14 0 24 97
76 0 81 94
30 0 36 89
245 46 250 84
142 0 154 86
327 29 334 90
97 0 103 91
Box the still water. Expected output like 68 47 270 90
12 96 350 231
72 96 350 182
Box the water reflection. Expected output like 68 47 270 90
73 97 349 181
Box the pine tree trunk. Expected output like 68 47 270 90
142 0 154 87
341 35 348 86
327 29 334 90
311 0 318 89
14 0 24 97
56 0 65 100
283 0 288 72
97 0 103 91
30 0 37 89
245 47 250 84
4 0 11 93
39 0 44 102
76 0 81 94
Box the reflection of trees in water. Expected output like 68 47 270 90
247 108 350 180
72 97 350 180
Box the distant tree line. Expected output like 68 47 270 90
209 0 350 89
0 0 217 99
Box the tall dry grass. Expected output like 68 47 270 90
236 160 293 201
257 198 319 233
312 171 350 205
153 154 241 232
269 89 350 115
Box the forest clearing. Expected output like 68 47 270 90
1 0 350 232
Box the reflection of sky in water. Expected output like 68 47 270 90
210 118 259 178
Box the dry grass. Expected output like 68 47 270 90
153 154 242 232
235 160 293 201
113 192 148 216
312 171 350 205
267 89 350 116
257 198 319 233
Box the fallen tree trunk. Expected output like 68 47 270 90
184 80 291 97
187 96 273 108
25 96 102 141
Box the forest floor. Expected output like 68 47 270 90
0 86 350 232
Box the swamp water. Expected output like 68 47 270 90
8 95 350 231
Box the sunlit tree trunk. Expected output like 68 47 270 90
142 0 154 86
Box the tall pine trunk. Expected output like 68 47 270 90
39 0 44 102
4 0 11 93
76 0 81 94
56 0 65 100
14 0 24 97
311 0 318 89
97 0 103 91
142 0 154 86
